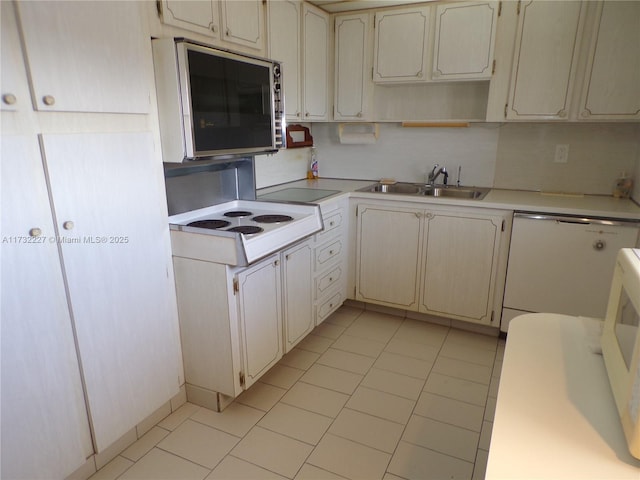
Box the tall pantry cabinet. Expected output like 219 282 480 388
0 2 183 478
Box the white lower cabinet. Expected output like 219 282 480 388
283 240 315 352
314 200 348 324
175 239 315 408
355 202 509 326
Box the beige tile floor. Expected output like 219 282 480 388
90 305 505 480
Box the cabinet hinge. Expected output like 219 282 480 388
501 219 505 232
492 60 496 75
498 1 502 17
233 278 239 295
491 311 495 323
156 0 162 17
239 371 245 387
517 0 521 15
504 103 508 118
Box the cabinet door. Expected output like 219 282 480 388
16 1 151 114
420 212 504 325
160 0 220 38
303 3 330 120
1 1 28 113
268 0 302 120
506 1 585 120
355 204 423 310
432 1 498 80
1 136 93 479
236 255 283 389
221 0 264 50
373 6 431 83
578 1 640 121
334 12 372 120
42 132 182 452
283 241 314 353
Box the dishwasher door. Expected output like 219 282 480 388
502 213 639 329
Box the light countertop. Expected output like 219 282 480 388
486 314 640 478
258 178 640 220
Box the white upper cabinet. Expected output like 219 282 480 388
373 6 431 83
221 0 264 50
16 1 151 114
160 0 264 51
334 12 372 120
160 0 221 38
577 1 640 121
506 1 585 120
432 1 499 81
268 0 302 120
302 2 330 120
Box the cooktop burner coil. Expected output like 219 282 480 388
252 214 294 224
187 219 231 229
224 210 253 218
227 226 264 235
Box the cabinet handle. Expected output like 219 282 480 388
63 221 74 230
210 24 217 33
357 112 362 118
296 112 300 117
593 239 606 251
329 221 335 227
226 28 230 37
2 93 17 105
29 227 42 237
42 95 56 106
274 259 280 266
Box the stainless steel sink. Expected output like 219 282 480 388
423 186 490 200
359 182 489 200
364 183 425 194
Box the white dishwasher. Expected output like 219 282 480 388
501 212 640 331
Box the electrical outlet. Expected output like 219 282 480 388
555 144 569 163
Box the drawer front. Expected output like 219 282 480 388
315 239 343 270
316 290 344 324
316 265 343 299
315 210 344 244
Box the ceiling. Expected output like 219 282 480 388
307 0 434 13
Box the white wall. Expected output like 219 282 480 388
256 122 640 201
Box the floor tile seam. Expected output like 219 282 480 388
224 453 297 480
251 421 327 449
339 405 409 427
371 363 430 381
118 426 171 462
398 438 478 466
305 431 395 480
186 416 249 440
322 428 398 456
419 387 489 410
437 351 496 368
410 409 483 434
277 396 345 420
147 445 217 474
443 337 500 353
426 369 494 388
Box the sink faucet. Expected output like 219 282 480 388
427 164 448 186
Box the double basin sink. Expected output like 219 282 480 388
359 182 490 200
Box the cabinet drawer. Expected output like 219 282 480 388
316 265 343 299
315 239 342 270
315 210 344 244
317 290 344 323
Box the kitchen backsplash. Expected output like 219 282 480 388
256 122 640 202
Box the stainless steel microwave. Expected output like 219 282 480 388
152 38 284 162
